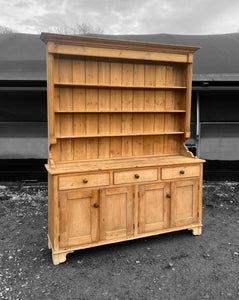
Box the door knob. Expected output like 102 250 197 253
166 194 171 198
83 178 88 183
93 203 99 208
134 174 140 179
180 170 185 174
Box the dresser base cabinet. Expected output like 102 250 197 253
47 161 203 265
40 33 204 265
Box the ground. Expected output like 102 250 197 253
0 181 239 300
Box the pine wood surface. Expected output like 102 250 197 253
46 155 205 174
41 33 204 265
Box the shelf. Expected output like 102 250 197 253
55 132 185 139
54 82 187 90
54 110 186 113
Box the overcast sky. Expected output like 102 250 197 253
1 0 239 35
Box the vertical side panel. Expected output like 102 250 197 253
53 175 59 250
48 173 54 247
59 191 68 248
47 51 55 147
185 62 193 137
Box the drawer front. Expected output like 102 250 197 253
59 173 110 190
114 169 158 185
161 165 200 180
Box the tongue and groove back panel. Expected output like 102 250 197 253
51 55 188 162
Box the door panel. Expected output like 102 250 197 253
139 182 170 233
171 179 199 227
59 189 99 248
100 186 134 240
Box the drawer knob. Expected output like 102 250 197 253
166 194 171 198
93 203 99 208
83 178 88 183
180 170 185 174
134 174 140 179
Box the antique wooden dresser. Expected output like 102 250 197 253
40 33 204 265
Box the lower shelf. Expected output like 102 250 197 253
56 131 185 139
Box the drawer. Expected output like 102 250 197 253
161 165 200 180
59 173 110 190
114 169 158 185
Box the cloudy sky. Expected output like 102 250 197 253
1 0 239 35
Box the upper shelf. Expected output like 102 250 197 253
54 83 187 90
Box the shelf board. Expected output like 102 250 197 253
56 132 185 139
54 110 186 113
54 82 187 90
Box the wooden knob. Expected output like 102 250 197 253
166 194 171 198
93 203 99 208
134 174 140 179
83 178 88 183
180 170 185 174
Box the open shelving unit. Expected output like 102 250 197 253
41 33 205 265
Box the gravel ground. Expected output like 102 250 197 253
0 181 239 300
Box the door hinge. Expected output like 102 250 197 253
138 222 139 227
198 184 200 190
58 201 60 208
197 212 199 217
138 191 140 198
133 193 135 198
58 235 60 242
133 224 135 229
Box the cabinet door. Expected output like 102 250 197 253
59 189 99 248
100 186 134 240
171 179 199 227
138 182 170 233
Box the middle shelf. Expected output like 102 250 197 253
54 82 187 90
55 131 185 139
55 110 186 113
